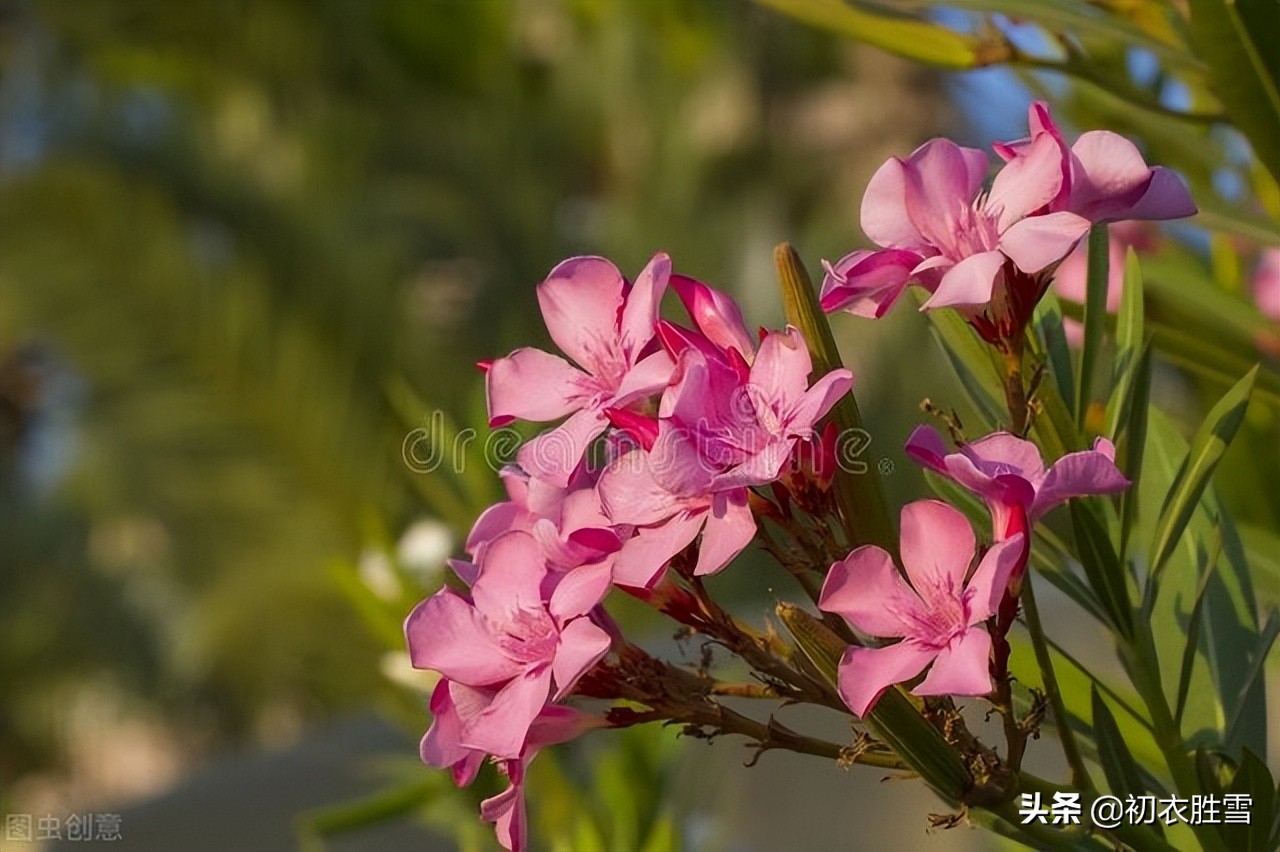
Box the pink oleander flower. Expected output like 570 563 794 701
822 102 1195 333
421 679 599 852
905 425 1130 540
819 500 1024 716
486 254 676 487
599 328 852 587
821 135 1091 316
1053 221 1159 346
994 101 1198 225
404 530 612 759
466 466 623 571
1256 249 1280 322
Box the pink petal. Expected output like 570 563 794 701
964 534 1026 623
820 545 921 638
694 488 755 576
837 640 936 717
614 349 676 406
420 680 476 775
448 557 479 586
912 629 993 697
536 256 626 374
610 511 706 589
820 249 921 318
597 449 683 526
921 250 1005 310
987 132 1066 230
749 327 812 413
671 273 756 358
860 156 922 249
963 432 1047 481
405 590 522 685
659 348 746 429
603 407 659 452
486 348 589 426
548 561 613 621
903 424 948 473
784 368 853 435
902 140 990 248
898 500 976 596
647 420 719 498
461 666 553 759
999 211 1090 274
1067 131 1182 222
617 253 671 361
1123 167 1197 221
710 438 794 491
467 500 526 558
551 617 612 699
481 769 527 852
517 407 609 488
526 704 599 749
1032 442 1130 521
471 531 548 620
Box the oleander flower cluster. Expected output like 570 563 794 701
402 102 1204 851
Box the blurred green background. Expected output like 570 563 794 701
1 1 1276 850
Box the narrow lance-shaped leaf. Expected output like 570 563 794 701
1077 224 1109 429
1070 501 1134 640
1174 534 1220 728
775 243 895 553
1188 0 1280 185
1033 293 1075 413
1221 749 1278 852
1092 687 1152 802
1211 501 1267 759
1149 366 1258 579
1106 249 1144 438
1117 344 1152 561
1223 610 1279 756
752 0 983 69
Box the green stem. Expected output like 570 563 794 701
1021 573 1094 792
1120 636 1228 852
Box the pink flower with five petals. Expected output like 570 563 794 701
821 135 1091 316
404 530 612 759
820 500 1024 716
486 254 675 487
599 328 851 587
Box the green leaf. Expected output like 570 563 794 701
1033 294 1075 412
752 0 981 68
1106 249 1144 437
1149 366 1258 579
1077 224 1109 429
297 776 444 851
919 292 1006 428
1116 345 1152 560
1222 610 1278 755
1188 0 1280 185
775 243 895 553
1222 749 1277 852
1070 501 1133 639
1092 687 1150 800
1210 503 1268 760
1174 534 1220 728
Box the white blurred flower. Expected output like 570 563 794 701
358 548 400 601
396 518 453 586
